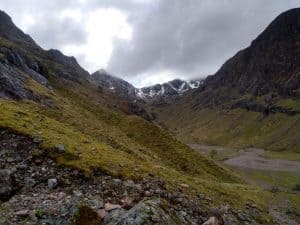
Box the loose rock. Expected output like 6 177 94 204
202 216 220 225
15 210 30 217
47 178 58 189
104 203 122 211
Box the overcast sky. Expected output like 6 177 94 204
0 0 299 87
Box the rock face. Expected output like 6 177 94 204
91 69 137 101
0 10 37 47
189 8 300 111
0 10 89 100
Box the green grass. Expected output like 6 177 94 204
230 166 300 218
263 151 300 162
276 99 300 112
235 168 300 190
154 102 300 153
0 98 273 211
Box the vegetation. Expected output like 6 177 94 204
0 78 272 211
0 33 277 223
154 99 300 153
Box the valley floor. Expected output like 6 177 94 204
190 144 300 225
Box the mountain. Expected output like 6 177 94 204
91 69 202 103
0 9 272 225
136 79 202 103
91 69 137 100
151 8 300 152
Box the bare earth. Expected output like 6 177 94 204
189 144 300 172
223 148 300 172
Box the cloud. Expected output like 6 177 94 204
107 0 300 83
0 0 299 86
0 0 134 72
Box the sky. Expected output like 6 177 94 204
0 0 299 87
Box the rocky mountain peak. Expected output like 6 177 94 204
200 7 300 105
136 79 203 102
253 7 300 47
0 10 37 47
91 70 203 103
91 70 137 100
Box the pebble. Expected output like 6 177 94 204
124 180 135 188
104 203 121 211
121 197 133 209
180 183 189 188
144 190 152 197
15 210 30 217
54 144 65 153
97 209 108 219
202 216 220 225
113 178 122 184
47 178 58 189
6 157 14 163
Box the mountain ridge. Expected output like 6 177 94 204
91 69 203 103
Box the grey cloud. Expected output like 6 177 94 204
26 16 86 49
0 0 85 50
107 0 300 80
0 0 299 84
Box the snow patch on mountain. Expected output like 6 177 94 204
91 69 203 101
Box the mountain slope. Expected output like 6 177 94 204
0 9 273 225
152 8 300 152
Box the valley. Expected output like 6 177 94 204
0 5 300 225
189 144 300 225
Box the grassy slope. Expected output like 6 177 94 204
0 37 275 223
0 76 274 214
153 97 300 153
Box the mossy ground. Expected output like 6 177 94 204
0 77 272 216
153 99 300 153
234 168 300 218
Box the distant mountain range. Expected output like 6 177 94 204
91 69 203 102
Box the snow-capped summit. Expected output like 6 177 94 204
91 70 203 102
136 79 203 101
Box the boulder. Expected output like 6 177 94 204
202 216 220 225
47 178 58 189
105 199 180 225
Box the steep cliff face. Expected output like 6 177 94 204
0 10 91 101
191 8 300 111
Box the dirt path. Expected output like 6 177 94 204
223 148 300 172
